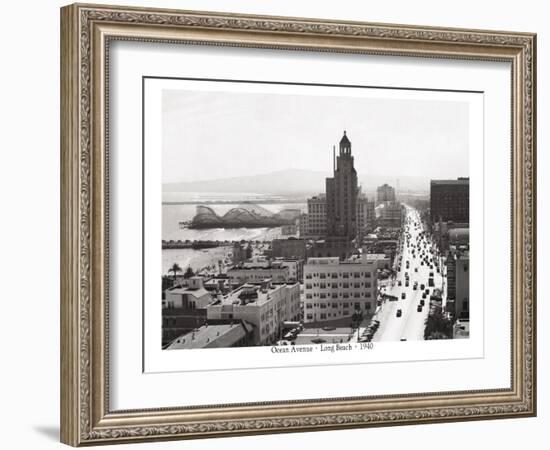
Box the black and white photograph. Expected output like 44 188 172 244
159 79 472 351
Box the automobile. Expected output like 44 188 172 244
396 309 402 317
284 331 298 340
414 267 418 272
400 338 407 341
405 280 409 287
417 304 423 312
420 299 425 306
425 288 430 294
413 283 417 290
421 261 424 266
401 292 406 299
420 284 425 290
429 271 434 277
422 292 427 299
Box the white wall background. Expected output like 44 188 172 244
0 0 546 449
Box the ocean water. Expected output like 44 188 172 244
162 194 306 241
161 192 307 274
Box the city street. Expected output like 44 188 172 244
369 206 446 342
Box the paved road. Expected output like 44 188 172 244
371 206 446 342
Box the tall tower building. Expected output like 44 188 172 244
326 131 358 240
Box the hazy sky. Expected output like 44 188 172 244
161 87 470 184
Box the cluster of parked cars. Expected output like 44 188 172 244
359 319 380 342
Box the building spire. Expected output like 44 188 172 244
339 130 351 155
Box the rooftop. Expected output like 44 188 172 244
363 253 390 260
166 321 254 350
166 286 210 299
431 178 470 185
229 262 287 271
308 194 326 201
306 257 377 267
211 283 286 308
449 228 470 240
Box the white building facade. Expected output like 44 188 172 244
303 257 378 323
206 281 301 345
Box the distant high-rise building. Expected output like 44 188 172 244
377 183 396 204
430 178 470 224
357 193 376 237
377 201 403 228
326 131 359 240
305 194 327 237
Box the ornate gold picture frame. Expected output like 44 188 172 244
60 3 536 446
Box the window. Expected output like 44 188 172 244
354 302 360 309
343 302 349 308
354 283 360 288
462 300 468 310
464 264 468 272
320 273 326 279
353 273 360 278
365 272 371 278
332 293 338 299
305 284 312 289
306 314 313 320
320 293 326 299
354 293 360 298
332 303 338 308
343 283 349 288
365 302 371 310
320 283 326 289
320 313 327 320
365 282 371 288
320 303 327 309
306 294 312 299
306 303 312 309
343 273 349 278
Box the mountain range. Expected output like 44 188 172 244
163 169 430 198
